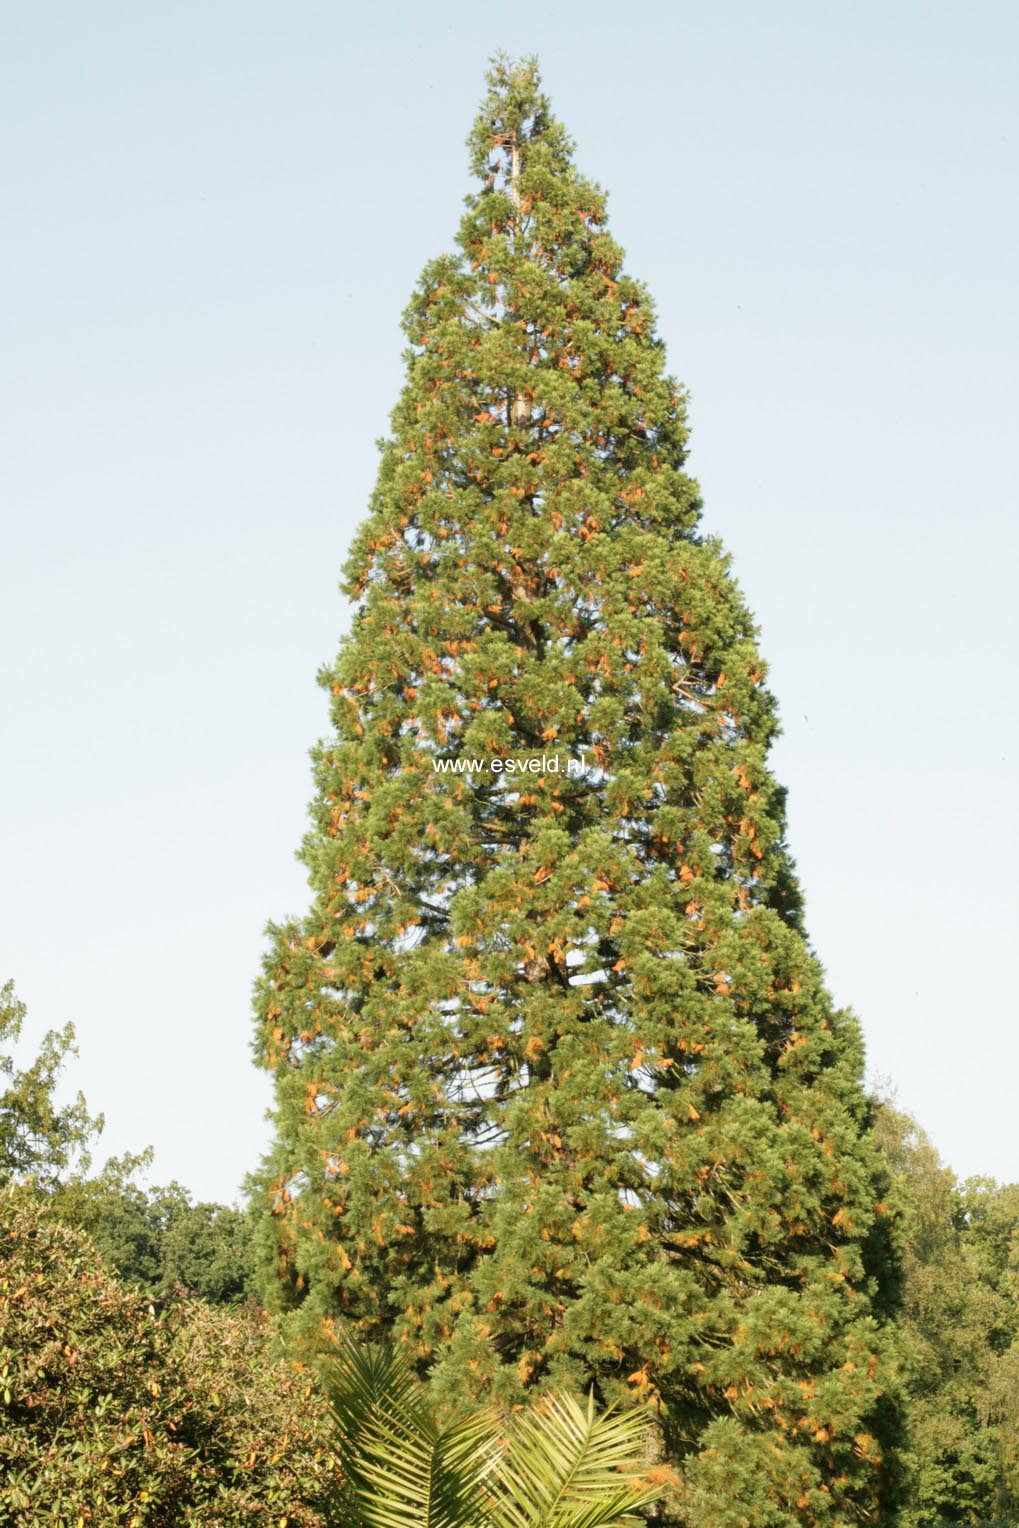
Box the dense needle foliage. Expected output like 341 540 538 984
252 56 901 1526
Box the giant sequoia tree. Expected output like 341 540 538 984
253 58 900 1526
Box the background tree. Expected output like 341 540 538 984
252 56 901 1526
53 1164 258 1306
1 979 256 1304
0 977 99 1186
874 1103 1019 1525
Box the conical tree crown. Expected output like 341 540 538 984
253 56 900 1528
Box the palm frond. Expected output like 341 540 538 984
356 1401 498 1528
324 1333 426 1447
322 1334 497 1528
486 1390 657 1528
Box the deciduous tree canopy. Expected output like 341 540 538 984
875 1103 1019 1525
0 979 98 1187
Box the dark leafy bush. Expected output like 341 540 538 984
0 1188 337 1526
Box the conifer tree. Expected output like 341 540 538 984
253 57 900 1526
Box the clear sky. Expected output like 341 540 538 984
2 1 1016 1205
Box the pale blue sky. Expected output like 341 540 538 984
2 1 1016 1204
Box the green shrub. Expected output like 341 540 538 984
0 1188 336 1526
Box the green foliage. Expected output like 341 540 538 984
874 1103 1019 1525
0 1189 336 1525
324 1335 656 1528
0 978 100 1186
252 55 902 1525
54 1161 258 1305
0 979 256 1305
486 1390 656 1528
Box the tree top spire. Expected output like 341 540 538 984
466 53 572 187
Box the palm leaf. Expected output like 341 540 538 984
323 1335 497 1528
356 1400 498 1528
325 1333 426 1453
323 1339 660 1528
486 1390 657 1528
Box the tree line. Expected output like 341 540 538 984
4 979 1017 1522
